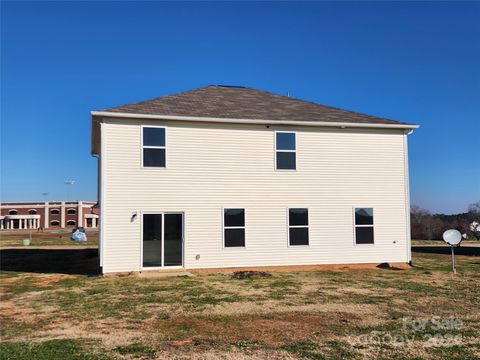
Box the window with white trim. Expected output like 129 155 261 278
223 208 245 247
143 127 166 167
51 209 60 215
354 208 374 244
66 220 76 226
276 132 296 170
67 208 76 215
50 220 60 226
288 208 309 245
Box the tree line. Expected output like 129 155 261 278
411 201 480 240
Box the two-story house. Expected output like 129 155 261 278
91 85 418 274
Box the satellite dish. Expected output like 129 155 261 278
442 229 462 246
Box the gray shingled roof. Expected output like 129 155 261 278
99 85 414 126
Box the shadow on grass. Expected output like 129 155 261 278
412 246 480 256
0 248 100 275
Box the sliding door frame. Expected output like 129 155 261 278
140 211 185 270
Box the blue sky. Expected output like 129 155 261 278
1 2 479 214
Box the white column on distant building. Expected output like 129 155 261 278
78 202 83 228
44 202 49 228
61 202 66 228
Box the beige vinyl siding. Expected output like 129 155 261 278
101 119 409 273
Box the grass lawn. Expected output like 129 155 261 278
0 230 98 247
0 247 479 359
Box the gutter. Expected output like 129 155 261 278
91 111 420 130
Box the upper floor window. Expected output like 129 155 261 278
354 208 374 244
67 209 76 215
288 208 309 246
142 126 166 167
275 132 296 170
223 208 245 247
28 209 37 215
9 209 18 215
51 209 60 215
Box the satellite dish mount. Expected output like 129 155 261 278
442 229 463 273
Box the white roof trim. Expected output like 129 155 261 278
91 111 419 130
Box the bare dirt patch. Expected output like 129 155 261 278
0 300 35 323
33 274 79 287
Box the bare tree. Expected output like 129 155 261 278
411 205 434 240
410 203 479 240
468 201 480 215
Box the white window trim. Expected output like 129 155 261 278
140 211 185 270
50 209 60 215
67 208 76 215
222 207 246 249
274 131 297 171
50 220 60 226
8 209 18 215
140 125 167 169
66 220 76 226
28 209 37 215
287 207 310 247
353 206 375 246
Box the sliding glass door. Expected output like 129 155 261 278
143 213 183 268
143 214 162 267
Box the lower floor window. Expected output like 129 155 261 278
224 208 245 247
354 207 374 244
66 220 76 226
288 208 309 245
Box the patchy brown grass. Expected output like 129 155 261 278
0 246 479 359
